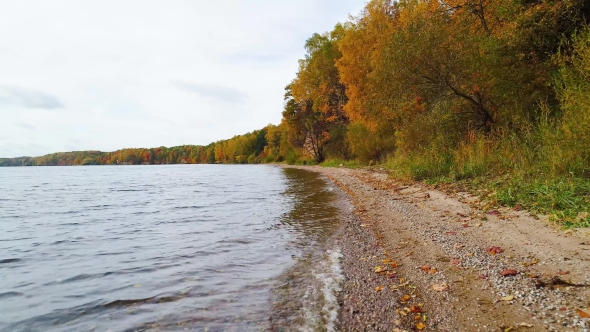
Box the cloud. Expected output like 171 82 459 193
220 53 288 65
15 122 36 130
173 81 246 104
0 86 63 109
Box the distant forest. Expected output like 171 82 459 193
0 128 270 166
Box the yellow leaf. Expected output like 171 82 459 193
502 295 515 301
401 294 411 302
374 266 388 273
416 322 426 330
375 286 385 292
522 259 538 267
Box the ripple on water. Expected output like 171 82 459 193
0 165 344 331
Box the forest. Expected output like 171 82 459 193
0 128 269 166
2 0 589 225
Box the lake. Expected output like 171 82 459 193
0 165 346 332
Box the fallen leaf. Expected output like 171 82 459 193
446 231 457 235
409 305 425 313
522 259 538 267
428 268 438 274
488 210 500 215
416 322 426 330
420 265 431 272
560 307 567 311
502 295 515 301
454 244 465 249
374 266 388 273
501 269 518 277
478 274 488 279
375 286 385 292
401 294 411 302
391 262 399 268
431 284 449 292
558 270 570 275
488 246 503 255
577 309 590 318
517 322 533 328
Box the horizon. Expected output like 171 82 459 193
0 0 364 158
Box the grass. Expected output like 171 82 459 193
320 159 362 169
492 176 590 227
383 134 590 228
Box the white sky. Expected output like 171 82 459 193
0 0 364 158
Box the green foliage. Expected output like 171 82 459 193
320 159 361 169
285 150 299 165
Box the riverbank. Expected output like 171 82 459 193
285 165 590 331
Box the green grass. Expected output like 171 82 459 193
319 159 362 169
492 176 590 227
420 173 590 228
383 150 590 228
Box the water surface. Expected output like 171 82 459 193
0 165 344 331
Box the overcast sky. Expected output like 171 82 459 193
0 0 364 158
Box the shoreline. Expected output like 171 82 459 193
285 165 590 331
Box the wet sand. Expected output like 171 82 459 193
285 165 590 332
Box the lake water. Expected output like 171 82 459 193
0 165 346 332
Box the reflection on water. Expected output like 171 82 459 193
0 165 344 331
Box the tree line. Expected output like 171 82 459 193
0 128 270 166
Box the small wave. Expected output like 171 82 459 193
172 205 204 210
95 251 132 256
303 248 343 332
322 249 344 332
217 239 253 245
0 291 23 299
132 211 160 215
43 271 122 286
0 237 32 242
0 258 22 264
53 210 81 215
50 240 79 245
